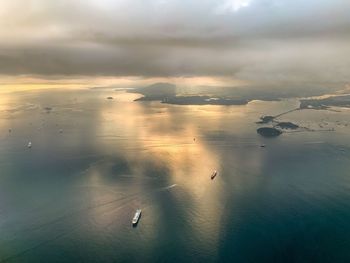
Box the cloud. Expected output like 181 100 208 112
0 0 349 86
215 0 252 13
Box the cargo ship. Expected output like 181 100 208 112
132 209 142 226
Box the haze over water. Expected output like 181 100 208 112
0 88 350 262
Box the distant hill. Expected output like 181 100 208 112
128 82 249 105
163 96 248 105
129 83 176 100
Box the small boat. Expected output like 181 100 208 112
211 170 217 180
27 141 32 148
132 209 142 226
260 144 266 148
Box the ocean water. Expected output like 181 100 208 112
0 88 350 262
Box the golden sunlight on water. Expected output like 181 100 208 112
94 91 233 250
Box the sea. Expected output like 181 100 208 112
0 88 350 262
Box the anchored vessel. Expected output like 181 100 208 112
211 170 217 180
132 209 142 226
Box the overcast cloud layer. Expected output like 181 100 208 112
0 0 349 85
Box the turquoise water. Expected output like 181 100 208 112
1 88 350 262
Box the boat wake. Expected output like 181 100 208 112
161 184 178 191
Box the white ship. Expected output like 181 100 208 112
132 209 142 226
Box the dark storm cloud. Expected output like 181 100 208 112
0 0 349 84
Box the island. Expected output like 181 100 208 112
130 83 176 101
257 115 275 124
300 95 350 109
257 127 282 137
161 96 248 105
129 83 249 105
275 122 299 130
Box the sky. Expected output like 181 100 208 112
0 0 349 88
